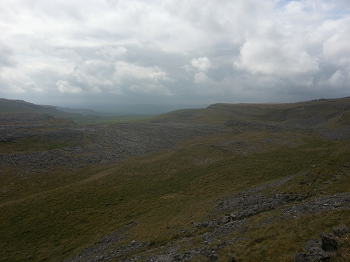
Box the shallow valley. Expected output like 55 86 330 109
1 97 350 261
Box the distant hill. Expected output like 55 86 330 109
150 97 350 128
0 98 148 125
2 97 350 128
89 103 208 116
0 98 90 118
0 98 78 125
0 98 60 115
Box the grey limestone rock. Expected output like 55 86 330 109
320 233 338 252
307 247 332 261
294 247 333 262
303 239 322 252
294 225 348 262
332 224 350 237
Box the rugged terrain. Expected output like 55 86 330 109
1 97 350 261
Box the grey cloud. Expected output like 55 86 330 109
97 46 128 61
1 0 349 108
54 49 83 65
0 42 16 69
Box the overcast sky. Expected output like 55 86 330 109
0 0 349 108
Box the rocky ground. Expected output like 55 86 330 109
62 172 350 262
1 112 350 261
0 122 225 174
1 109 348 175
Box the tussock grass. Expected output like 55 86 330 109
332 233 350 262
223 210 350 261
0 136 72 153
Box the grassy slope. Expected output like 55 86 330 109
1 133 349 261
1 98 350 261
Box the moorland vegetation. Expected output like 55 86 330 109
1 97 350 262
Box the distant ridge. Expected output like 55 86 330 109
56 107 99 116
0 98 59 115
2 96 350 127
150 96 350 126
0 98 87 123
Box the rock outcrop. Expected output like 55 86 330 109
294 225 350 262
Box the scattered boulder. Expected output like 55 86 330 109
227 256 237 262
294 252 307 262
294 225 348 262
295 247 333 262
320 233 338 252
207 251 218 261
303 239 322 252
332 224 350 237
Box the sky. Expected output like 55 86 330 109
0 0 349 109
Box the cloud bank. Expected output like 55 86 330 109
0 0 349 107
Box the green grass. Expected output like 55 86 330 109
226 210 350 262
1 128 349 261
66 114 149 125
0 136 72 154
332 233 350 261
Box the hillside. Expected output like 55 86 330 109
0 98 58 114
0 98 146 125
0 97 350 262
150 97 350 125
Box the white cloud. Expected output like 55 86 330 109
56 80 82 94
329 70 346 88
323 28 350 66
190 57 212 72
186 57 213 84
235 36 320 76
113 61 170 82
194 72 209 84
